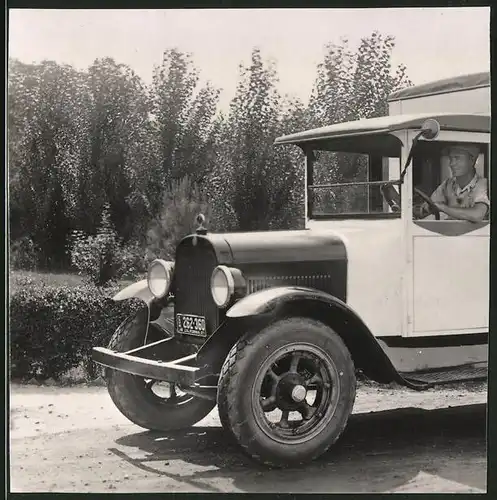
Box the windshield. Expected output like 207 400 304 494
307 150 402 219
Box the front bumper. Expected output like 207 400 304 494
92 344 201 386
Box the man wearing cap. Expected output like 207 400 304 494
418 143 489 222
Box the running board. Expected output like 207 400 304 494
400 363 488 387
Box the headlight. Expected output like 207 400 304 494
147 259 174 298
211 266 235 308
211 266 246 308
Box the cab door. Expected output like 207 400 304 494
405 131 490 337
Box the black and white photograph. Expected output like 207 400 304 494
7 6 491 494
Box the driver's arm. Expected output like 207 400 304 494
435 178 489 223
435 202 488 223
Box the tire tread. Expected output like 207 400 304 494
217 317 356 467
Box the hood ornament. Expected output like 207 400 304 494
195 213 207 235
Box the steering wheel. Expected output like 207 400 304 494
414 188 440 220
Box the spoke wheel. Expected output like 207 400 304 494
105 308 215 431
217 317 356 467
254 345 339 445
142 379 190 406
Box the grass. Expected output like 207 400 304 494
11 270 89 287
9 269 138 294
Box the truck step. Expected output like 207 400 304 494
401 363 488 386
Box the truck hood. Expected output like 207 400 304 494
177 229 348 302
217 229 347 265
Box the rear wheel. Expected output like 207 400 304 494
217 317 356 467
106 308 215 431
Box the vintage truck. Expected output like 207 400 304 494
93 72 490 467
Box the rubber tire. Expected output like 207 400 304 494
217 317 356 467
106 308 216 431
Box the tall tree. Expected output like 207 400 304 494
143 49 221 254
82 57 152 242
352 31 411 119
209 48 304 232
8 59 90 268
149 49 220 190
309 32 411 127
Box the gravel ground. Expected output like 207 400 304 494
9 380 488 493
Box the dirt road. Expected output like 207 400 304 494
9 380 488 493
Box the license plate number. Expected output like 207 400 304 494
176 314 207 336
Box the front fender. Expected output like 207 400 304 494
113 279 169 324
198 286 356 378
112 279 154 306
227 286 348 318
222 286 426 390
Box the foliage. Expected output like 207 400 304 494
209 49 306 232
309 32 412 127
8 59 89 269
148 49 220 216
8 33 412 270
118 243 149 279
9 277 141 381
70 203 120 286
146 176 211 260
10 237 38 271
70 203 147 286
79 58 152 243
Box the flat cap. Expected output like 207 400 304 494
442 143 481 159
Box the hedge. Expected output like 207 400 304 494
9 276 142 381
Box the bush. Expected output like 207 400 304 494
70 203 127 286
9 276 142 381
71 204 150 286
147 176 211 260
10 237 38 271
119 243 149 280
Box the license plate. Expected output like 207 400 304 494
176 313 207 337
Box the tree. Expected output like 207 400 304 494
209 48 305 232
273 96 311 229
8 59 90 268
8 57 155 267
141 49 222 251
309 32 412 127
81 58 152 242
352 31 412 120
149 49 220 187
308 37 356 128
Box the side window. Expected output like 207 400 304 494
413 141 490 222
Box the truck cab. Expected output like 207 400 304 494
276 112 490 342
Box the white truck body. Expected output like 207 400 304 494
387 72 490 116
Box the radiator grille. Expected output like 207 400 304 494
174 241 220 337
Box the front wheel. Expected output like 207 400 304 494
106 308 216 431
217 317 356 467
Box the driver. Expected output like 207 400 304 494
417 143 489 222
